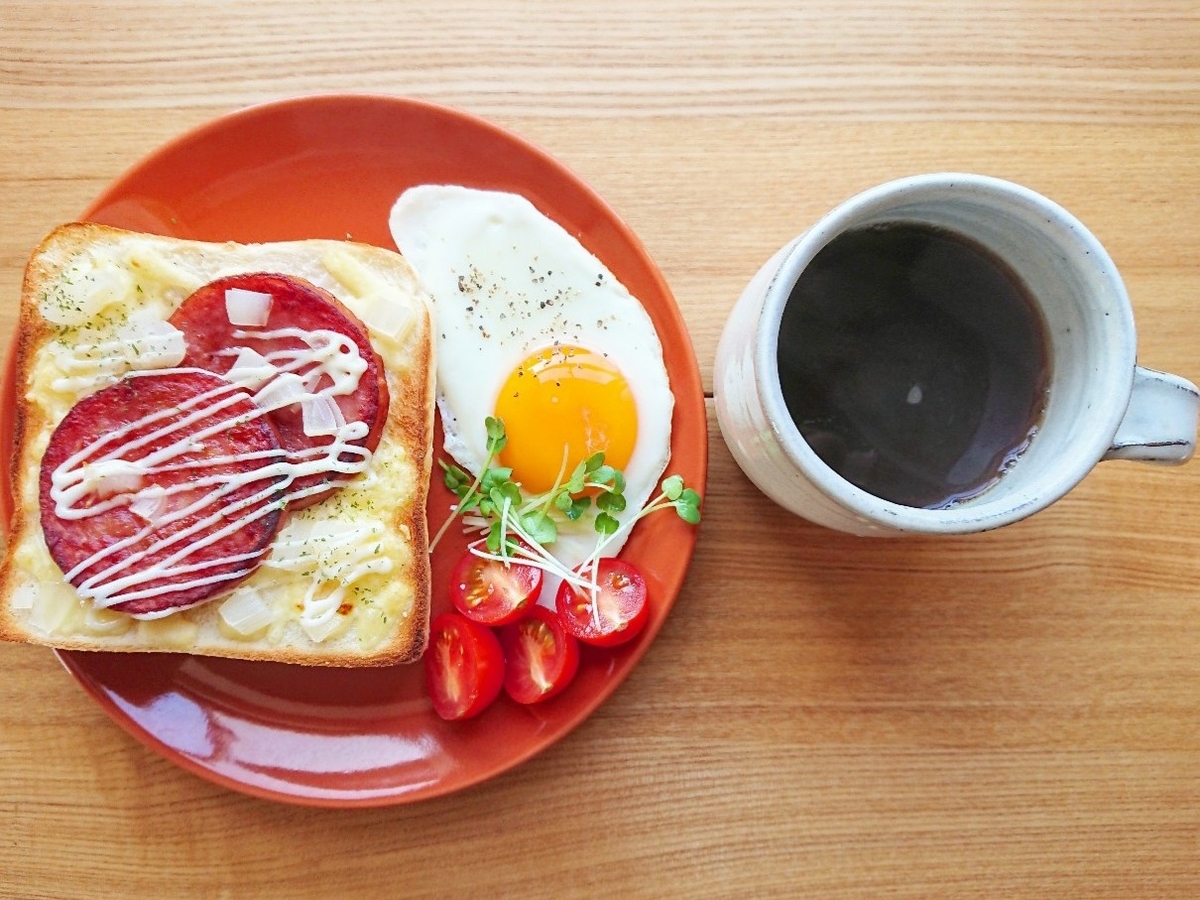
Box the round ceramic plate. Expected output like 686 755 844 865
1 95 706 806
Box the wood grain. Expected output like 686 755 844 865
3 2 1200 898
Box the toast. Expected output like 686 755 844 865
0 223 435 666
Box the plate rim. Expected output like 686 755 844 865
4 92 708 807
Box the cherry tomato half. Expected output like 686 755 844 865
425 612 505 721
450 549 543 626
499 605 580 704
555 557 650 647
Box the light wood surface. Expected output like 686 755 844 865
4 2 1200 897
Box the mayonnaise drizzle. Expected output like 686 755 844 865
266 519 393 640
47 319 188 396
226 327 367 397
49 318 375 623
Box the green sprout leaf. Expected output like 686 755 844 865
491 481 522 508
596 491 626 513
566 461 588 494
595 511 620 535
661 474 684 501
485 520 505 554
521 510 558 545
591 464 617 486
481 467 513 492
485 416 507 453
566 496 591 521
431 417 702 567
441 461 472 495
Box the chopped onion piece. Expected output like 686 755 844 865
356 293 414 343
310 518 361 540
279 516 318 543
218 586 276 636
253 372 308 410
11 583 36 610
83 605 132 635
301 605 343 643
301 394 346 436
225 346 279 390
118 319 187 369
266 517 318 566
314 519 379 567
225 287 273 326
41 254 134 326
129 488 167 522
310 518 382 545
29 580 77 633
80 459 145 499
321 247 414 342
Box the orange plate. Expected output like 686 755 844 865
0 95 707 806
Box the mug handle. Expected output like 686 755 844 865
1104 366 1200 463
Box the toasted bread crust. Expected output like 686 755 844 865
0 223 434 666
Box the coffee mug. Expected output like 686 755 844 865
714 173 1200 536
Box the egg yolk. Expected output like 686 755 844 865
494 345 637 494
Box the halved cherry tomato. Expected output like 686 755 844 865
449 549 543 626
499 605 580 704
425 612 505 721
555 557 650 647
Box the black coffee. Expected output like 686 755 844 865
778 221 1050 509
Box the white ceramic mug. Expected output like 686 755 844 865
714 173 1200 536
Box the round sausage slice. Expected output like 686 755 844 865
168 273 389 509
40 370 285 618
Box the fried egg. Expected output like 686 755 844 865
389 184 673 586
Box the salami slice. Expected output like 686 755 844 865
168 273 389 509
39 370 285 617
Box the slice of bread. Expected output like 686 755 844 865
0 223 435 666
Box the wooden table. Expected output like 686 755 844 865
3 2 1200 897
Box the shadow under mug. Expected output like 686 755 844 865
714 173 1200 536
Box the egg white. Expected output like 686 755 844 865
389 185 673 585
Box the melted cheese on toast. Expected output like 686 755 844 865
0 224 435 666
